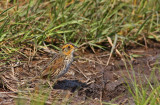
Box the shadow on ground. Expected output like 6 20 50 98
53 79 87 92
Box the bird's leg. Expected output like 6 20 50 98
47 80 53 89
52 78 58 85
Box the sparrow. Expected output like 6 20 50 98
41 43 77 81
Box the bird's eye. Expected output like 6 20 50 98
68 46 71 49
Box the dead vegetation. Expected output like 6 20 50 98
0 40 160 104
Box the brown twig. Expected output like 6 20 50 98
107 37 123 66
72 63 89 80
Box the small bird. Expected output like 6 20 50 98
41 43 77 81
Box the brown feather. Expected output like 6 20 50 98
41 53 66 79
41 43 76 80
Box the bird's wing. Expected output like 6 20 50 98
41 53 65 78
42 53 59 71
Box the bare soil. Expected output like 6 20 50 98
0 41 160 105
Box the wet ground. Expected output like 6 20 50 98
0 41 160 105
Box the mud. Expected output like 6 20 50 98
0 42 160 104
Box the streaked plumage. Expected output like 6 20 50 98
41 43 76 80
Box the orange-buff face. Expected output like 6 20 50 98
62 44 76 56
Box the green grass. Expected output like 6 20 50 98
123 56 160 105
0 0 160 104
0 0 159 53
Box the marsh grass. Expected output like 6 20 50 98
122 56 160 105
0 0 159 53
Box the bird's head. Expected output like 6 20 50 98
62 43 77 56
